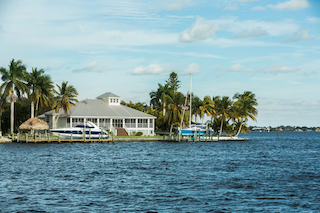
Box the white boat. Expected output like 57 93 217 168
180 121 208 136
179 74 209 137
50 121 108 139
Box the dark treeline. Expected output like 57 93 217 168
122 72 259 136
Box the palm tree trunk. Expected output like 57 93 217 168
10 97 14 135
54 109 62 128
235 119 243 137
35 98 40 117
163 102 166 116
0 111 2 132
170 124 173 136
219 116 224 136
31 101 35 118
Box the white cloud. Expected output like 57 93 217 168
268 0 310 11
230 19 299 37
227 63 253 72
73 61 107 73
235 27 269 38
180 17 300 43
179 16 221 42
307 17 320 23
130 64 166 75
224 5 239 10
284 29 313 42
252 6 265 11
181 63 201 75
261 64 299 73
228 63 243 71
159 0 193 11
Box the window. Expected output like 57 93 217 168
149 119 153 128
125 119 136 128
110 99 112 103
87 118 97 125
72 118 78 127
99 119 110 128
113 119 123 128
138 119 148 128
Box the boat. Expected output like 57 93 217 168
50 121 108 139
180 121 208 136
179 74 209 137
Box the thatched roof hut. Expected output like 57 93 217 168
19 117 49 130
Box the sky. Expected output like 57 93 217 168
0 0 319 127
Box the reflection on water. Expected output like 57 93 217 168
0 132 319 212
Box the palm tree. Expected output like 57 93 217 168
52 81 78 128
25 68 54 118
35 73 54 117
0 59 28 134
0 92 6 132
195 96 215 124
165 91 185 135
233 91 258 136
149 83 171 116
215 96 233 136
190 95 202 122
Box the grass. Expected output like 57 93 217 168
114 135 163 138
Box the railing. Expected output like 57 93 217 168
123 124 131 136
109 125 117 136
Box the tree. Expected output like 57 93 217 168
25 68 54 118
0 59 28 134
150 83 171 116
165 91 185 135
190 95 202 122
195 96 215 124
215 96 233 136
233 91 258 136
0 92 6 132
52 81 78 128
166 72 180 92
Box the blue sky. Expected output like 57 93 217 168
0 0 319 127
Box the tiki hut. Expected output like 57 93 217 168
19 117 49 130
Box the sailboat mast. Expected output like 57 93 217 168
189 74 192 126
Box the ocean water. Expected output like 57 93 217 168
0 132 319 212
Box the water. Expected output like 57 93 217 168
0 132 319 212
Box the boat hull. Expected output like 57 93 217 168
52 132 108 139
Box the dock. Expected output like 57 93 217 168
1 134 248 143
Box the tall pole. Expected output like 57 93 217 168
189 74 192 126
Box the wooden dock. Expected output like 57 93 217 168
13 138 113 143
9 133 113 143
1 133 249 143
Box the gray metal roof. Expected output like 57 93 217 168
41 99 156 119
96 92 120 99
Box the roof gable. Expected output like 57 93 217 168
43 99 156 119
96 92 120 99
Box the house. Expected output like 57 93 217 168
39 92 156 136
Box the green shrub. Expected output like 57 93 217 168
135 132 143 136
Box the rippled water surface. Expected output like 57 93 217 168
1 132 320 212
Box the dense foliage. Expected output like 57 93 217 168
0 59 258 136
124 72 258 136
0 59 78 134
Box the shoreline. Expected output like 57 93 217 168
1 136 248 143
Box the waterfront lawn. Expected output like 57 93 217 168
115 136 163 138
